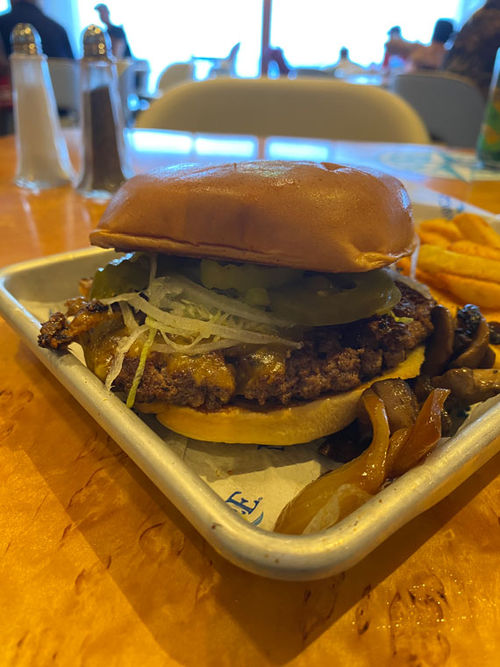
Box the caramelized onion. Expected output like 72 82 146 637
389 388 450 477
274 387 450 535
274 390 391 534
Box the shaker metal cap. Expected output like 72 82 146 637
11 23 42 55
82 24 111 58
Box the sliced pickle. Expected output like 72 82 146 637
244 287 271 307
268 270 401 326
91 254 202 299
91 254 400 328
90 253 150 299
157 255 202 283
201 259 302 294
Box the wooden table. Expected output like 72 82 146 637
1 130 500 666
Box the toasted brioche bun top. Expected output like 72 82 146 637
90 160 415 273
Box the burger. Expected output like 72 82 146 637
38 161 434 445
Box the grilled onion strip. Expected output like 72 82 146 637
274 387 450 535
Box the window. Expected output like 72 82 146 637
69 1 476 91
270 0 461 68
76 0 263 89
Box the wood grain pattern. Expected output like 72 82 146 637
1 132 499 666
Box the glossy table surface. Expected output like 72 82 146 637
1 129 500 666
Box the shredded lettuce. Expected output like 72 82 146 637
156 274 293 327
104 325 148 391
410 236 420 281
126 327 157 408
119 301 138 333
99 270 302 359
101 257 302 396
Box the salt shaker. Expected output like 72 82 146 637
476 48 500 170
10 23 73 189
77 25 131 198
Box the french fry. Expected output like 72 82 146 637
399 214 500 318
449 241 500 262
433 273 500 309
419 218 464 242
418 245 500 284
452 212 500 249
418 231 450 248
411 268 464 310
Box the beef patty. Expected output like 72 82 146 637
39 282 434 410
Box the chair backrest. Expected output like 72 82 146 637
135 77 430 143
210 43 241 78
47 58 80 119
226 42 241 62
392 72 485 148
157 62 194 93
294 68 333 78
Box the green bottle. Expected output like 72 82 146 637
476 48 500 169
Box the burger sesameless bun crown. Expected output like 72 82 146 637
90 161 416 273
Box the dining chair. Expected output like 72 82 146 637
135 76 430 143
156 62 194 94
293 68 333 78
209 42 241 78
392 72 485 148
47 58 80 124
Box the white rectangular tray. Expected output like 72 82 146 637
1 198 500 581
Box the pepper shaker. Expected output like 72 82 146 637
10 23 74 189
77 25 131 198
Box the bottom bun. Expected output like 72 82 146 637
137 346 425 446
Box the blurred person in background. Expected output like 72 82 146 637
408 19 455 70
444 0 500 98
95 3 133 59
328 47 366 77
382 25 415 70
0 0 73 58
